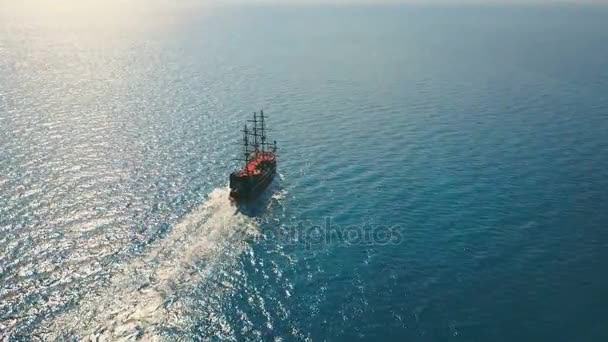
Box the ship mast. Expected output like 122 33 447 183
248 111 263 152
252 112 259 151
240 110 275 164
242 124 250 169
260 109 266 152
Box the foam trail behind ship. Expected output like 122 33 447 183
41 187 258 340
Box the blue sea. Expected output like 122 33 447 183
1 2 608 341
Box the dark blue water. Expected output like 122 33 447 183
1 3 608 341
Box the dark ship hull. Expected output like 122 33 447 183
229 110 278 202
229 162 276 201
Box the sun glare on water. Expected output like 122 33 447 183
0 0 210 25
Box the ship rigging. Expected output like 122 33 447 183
229 110 277 201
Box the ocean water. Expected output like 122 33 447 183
1 2 608 341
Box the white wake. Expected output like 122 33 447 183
41 187 259 341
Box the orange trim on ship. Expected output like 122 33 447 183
240 151 276 175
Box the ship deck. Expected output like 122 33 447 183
239 152 276 176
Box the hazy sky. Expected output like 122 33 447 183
6 0 607 4
1 0 605 17
224 0 607 3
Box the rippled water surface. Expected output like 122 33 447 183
1 3 608 341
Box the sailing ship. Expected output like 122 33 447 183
229 110 277 201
